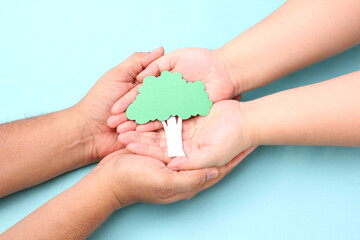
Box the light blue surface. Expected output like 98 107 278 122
1 0 360 239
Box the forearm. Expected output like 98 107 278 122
219 0 360 95
246 71 360 146
0 107 93 197
0 169 118 240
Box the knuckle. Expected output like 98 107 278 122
158 189 175 199
131 52 142 58
190 175 203 188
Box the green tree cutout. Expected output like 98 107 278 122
126 71 213 157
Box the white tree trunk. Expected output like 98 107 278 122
162 116 185 157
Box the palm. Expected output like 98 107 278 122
77 73 135 159
181 101 247 167
119 101 253 169
76 49 165 160
138 48 235 102
99 146 256 205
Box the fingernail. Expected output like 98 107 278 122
167 164 179 171
206 170 219 181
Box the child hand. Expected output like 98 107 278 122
118 100 256 170
108 48 243 134
135 48 238 102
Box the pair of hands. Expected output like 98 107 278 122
73 47 255 208
109 48 257 171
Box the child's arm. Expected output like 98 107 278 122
219 0 360 95
119 71 360 170
131 0 360 106
246 70 360 147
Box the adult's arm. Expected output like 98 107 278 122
0 48 164 197
0 109 90 197
0 149 255 239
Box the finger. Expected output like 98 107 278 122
118 131 167 147
137 122 193 140
168 168 219 193
111 85 141 115
126 142 171 163
107 113 127 128
167 146 219 170
136 120 164 132
194 146 258 193
116 121 137 133
141 131 166 138
167 144 257 171
136 53 173 82
110 47 165 81
171 146 257 202
224 146 257 172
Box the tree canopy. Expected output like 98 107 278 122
126 71 213 124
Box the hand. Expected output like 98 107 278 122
71 48 164 161
92 147 256 208
109 48 242 134
136 48 238 102
117 100 256 170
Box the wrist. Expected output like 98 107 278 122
214 47 251 96
77 171 120 213
64 106 95 165
92 154 137 209
239 100 261 147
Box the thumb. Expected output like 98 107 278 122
109 47 165 81
170 167 219 193
136 51 173 82
167 149 219 170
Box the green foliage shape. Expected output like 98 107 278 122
126 71 213 124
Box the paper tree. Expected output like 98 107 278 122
126 71 213 157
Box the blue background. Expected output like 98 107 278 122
1 0 360 239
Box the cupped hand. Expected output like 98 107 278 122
118 100 256 170
93 147 256 208
108 48 243 135
136 48 237 102
72 47 164 161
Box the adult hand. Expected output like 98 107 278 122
73 47 164 161
0 146 255 240
94 147 256 208
117 100 256 170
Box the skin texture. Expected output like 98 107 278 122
0 48 164 197
1 148 255 240
120 71 360 170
